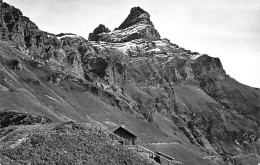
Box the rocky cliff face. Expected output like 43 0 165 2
0 2 98 79
0 2 259 165
0 2 39 48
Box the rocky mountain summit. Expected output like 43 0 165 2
89 6 160 42
0 1 260 165
118 7 152 29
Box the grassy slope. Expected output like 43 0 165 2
205 77 260 121
0 122 157 165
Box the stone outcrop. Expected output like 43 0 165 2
0 111 52 128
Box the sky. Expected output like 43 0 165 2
4 0 260 88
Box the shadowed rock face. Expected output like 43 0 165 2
117 6 151 30
0 3 259 165
0 2 39 48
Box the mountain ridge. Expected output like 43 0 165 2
0 2 259 165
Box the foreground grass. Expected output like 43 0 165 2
0 122 155 165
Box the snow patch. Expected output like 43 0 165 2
57 34 80 40
153 40 167 46
190 54 202 60
147 48 160 52
47 34 55 38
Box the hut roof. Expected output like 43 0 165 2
113 126 137 139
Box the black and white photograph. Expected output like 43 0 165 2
0 0 259 164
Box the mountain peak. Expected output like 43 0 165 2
130 6 149 18
88 7 160 42
117 6 151 30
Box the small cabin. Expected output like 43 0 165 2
112 125 137 145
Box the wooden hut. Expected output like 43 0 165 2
112 124 137 145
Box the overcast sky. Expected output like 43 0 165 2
4 0 260 88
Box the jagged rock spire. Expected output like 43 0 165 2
117 6 151 30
